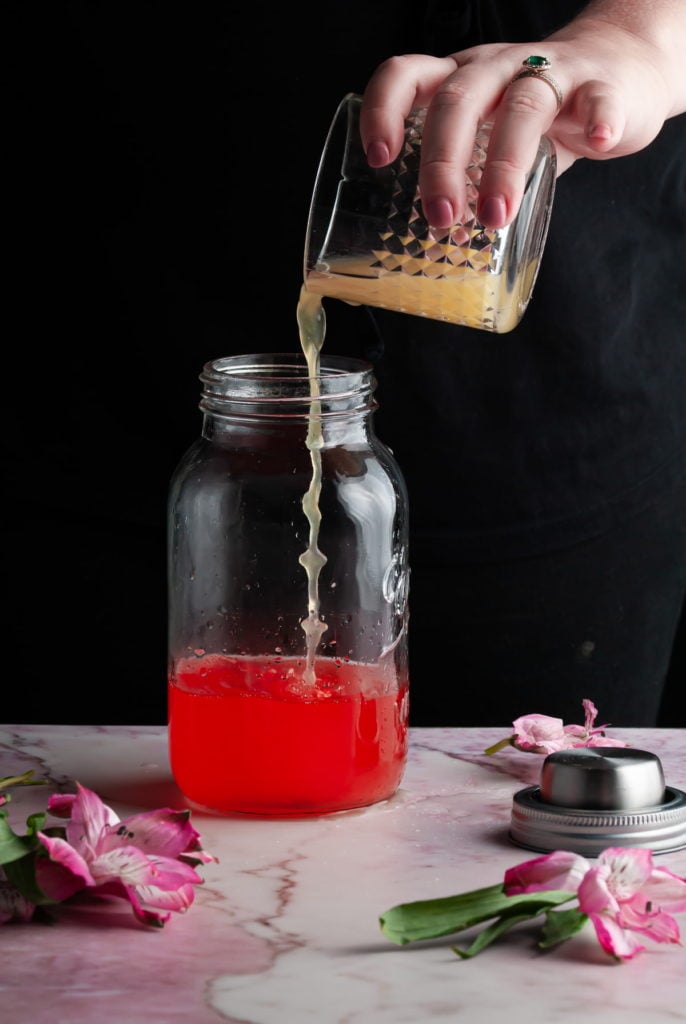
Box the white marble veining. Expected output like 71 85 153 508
1 725 684 1023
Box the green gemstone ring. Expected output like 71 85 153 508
523 55 552 71
509 56 564 111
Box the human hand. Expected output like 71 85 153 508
359 9 685 230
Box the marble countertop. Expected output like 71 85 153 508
1 724 684 1023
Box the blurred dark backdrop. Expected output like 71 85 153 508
3 2 416 725
4 3 683 726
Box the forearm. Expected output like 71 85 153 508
552 0 686 115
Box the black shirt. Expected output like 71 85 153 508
323 1 686 560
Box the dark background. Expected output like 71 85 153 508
4 3 684 726
4 2 416 725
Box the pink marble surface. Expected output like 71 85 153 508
1 725 684 1023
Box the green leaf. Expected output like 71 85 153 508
0 809 47 866
538 907 588 948
25 811 48 836
379 885 576 945
0 810 57 905
483 737 515 755
0 770 48 791
3 852 57 906
452 911 536 958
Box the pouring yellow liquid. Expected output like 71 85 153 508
295 245 538 677
305 254 536 334
295 286 329 686
294 256 524 678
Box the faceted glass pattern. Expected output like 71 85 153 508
371 112 504 280
305 94 556 334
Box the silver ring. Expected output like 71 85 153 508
510 56 564 111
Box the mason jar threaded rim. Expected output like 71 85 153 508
199 352 377 418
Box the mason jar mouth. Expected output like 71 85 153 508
199 352 377 417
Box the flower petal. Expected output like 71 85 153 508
46 793 77 818
37 832 95 897
582 698 599 731
124 884 172 927
512 714 566 753
35 858 87 902
60 782 120 855
100 808 204 860
513 713 565 739
504 850 590 895
146 854 204 890
577 865 619 916
89 845 163 887
589 912 646 960
133 881 197 913
618 899 682 944
90 847 203 891
597 847 653 899
180 831 219 865
180 847 218 866
582 735 630 747
87 876 200 923
641 865 686 912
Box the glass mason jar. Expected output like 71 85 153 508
167 353 410 815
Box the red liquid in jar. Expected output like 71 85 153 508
168 653 409 815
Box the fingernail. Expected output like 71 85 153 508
366 139 390 167
478 195 507 229
423 197 455 228
588 123 612 141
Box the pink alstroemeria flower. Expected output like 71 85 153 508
578 847 686 960
504 846 686 961
35 782 217 927
511 698 629 754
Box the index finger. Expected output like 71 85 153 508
359 54 461 168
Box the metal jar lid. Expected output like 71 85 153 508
511 747 686 856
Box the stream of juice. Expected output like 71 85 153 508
296 286 328 685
